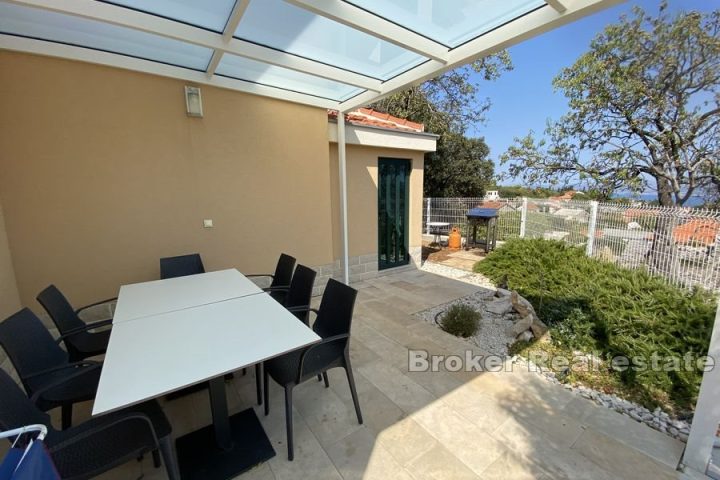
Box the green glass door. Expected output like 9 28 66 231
378 158 410 270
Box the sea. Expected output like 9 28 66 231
611 192 707 208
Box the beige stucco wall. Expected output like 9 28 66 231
0 51 334 308
0 201 21 319
329 144 424 260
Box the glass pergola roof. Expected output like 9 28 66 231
345 0 546 48
0 0 617 110
234 0 427 81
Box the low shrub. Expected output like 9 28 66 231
474 238 716 412
440 304 481 338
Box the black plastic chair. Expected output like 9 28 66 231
0 368 179 480
283 264 318 324
246 253 296 302
160 253 205 279
254 265 317 406
36 285 114 362
0 308 101 430
263 278 363 460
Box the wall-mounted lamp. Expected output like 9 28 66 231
185 86 203 117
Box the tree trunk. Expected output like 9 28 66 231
656 177 675 207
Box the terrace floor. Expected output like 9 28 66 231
74 269 684 479
422 243 489 272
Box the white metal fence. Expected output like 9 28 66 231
423 197 720 291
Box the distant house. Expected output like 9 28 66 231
553 208 589 222
623 208 654 224
477 200 517 214
484 190 500 201
673 220 720 247
549 190 581 201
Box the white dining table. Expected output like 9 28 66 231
93 269 320 479
112 268 263 323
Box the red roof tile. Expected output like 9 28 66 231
478 201 504 209
549 190 579 201
328 108 424 133
673 219 720 246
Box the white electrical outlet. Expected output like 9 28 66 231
203 219 213 228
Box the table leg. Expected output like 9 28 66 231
208 376 233 451
175 377 276 480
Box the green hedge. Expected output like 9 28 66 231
474 238 716 410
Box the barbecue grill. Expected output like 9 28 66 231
466 207 498 253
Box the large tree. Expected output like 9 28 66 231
501 3 720 206
371 53 512 197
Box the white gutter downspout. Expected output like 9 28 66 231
337 112 350 284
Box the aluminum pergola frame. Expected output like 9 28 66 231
1 0 622 112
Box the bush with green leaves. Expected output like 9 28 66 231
440 304 481 338
474 238 716 411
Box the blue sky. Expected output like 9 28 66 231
475 0 716 184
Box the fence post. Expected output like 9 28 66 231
586 200 599 256
425 198 431 235
519 197 528 238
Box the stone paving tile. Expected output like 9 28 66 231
258 393 342 480
324 427 413 480
563 396 685 468
352 323 409 369
375 416 437 466
571 428 678 480
326 367 406 436
358 359 437 415
411 400 508 475
292 379 365 451
493 416 619 480
439 381 515 434
404 443 481 480
401 364 465 399
478 450 553 480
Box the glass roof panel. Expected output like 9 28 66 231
234 0 426 80
0 2 213 70
216 53 363 101
101 0 237 33
345 0 546 48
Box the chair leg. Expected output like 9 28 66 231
284 385 294 461
317 374 322 382
152 449 161 468
263 367 270 416
344 357 363 425
322 371 330 388
61 404 72 430
159 435 181 480
256 363 263 406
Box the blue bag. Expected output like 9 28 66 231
8 441 60 480
0 448 23 480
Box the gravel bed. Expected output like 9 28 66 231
420 261 496 288
417 263 515 356
414 290 516 356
